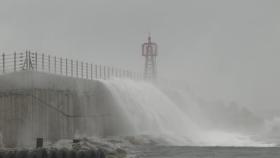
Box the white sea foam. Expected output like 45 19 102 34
99 79 272 146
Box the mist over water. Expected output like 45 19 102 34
99 79 276 146
0 2 279 157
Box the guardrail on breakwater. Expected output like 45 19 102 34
0 51 143 80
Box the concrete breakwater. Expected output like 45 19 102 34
0 149 105 158
0 71 121 147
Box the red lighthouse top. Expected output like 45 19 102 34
142 35 158 56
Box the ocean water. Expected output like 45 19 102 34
48 137 280 158
131 146 280 158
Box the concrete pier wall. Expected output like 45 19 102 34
0 71 116 148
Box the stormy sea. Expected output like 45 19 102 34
98 79 280 157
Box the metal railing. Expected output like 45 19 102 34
0 51 143 80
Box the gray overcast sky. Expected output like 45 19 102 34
0 0 280 114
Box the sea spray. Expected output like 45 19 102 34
99 79 271 146
101 79 200 145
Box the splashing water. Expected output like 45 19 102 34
100 79 272 146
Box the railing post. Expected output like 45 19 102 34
112 67 114 78
86 62 88 79
42 53 44 71
2 53 5 73
35 52 38 71
118 68 121 78
110 67 112 79
125 70 128 78
115 68 118 78
91 64 93 80
81 62 83 78
29 50 33 70
107 66 110 79
60 57 62 75
66 58 68 76
118 69 120 78
14 52 16 72
54 56 57 73
19 52 23 70
119 69 121 78
95 64 98 79
25 50 28 70
71 60 73 77
99 64 102 79
76 60 78 77
28 50 32 70
48 55 51 72
104 66 106 80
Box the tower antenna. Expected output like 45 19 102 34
141 35 158 80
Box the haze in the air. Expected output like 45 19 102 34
0 0 279 117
